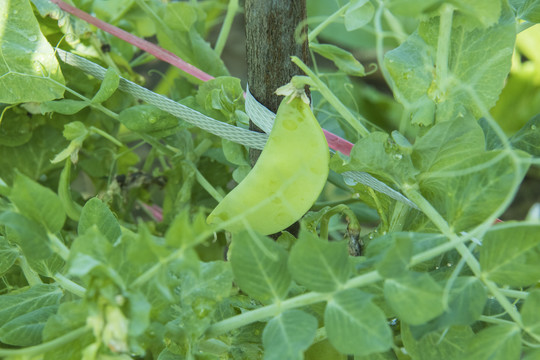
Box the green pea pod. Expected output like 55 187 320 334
207 90 329 235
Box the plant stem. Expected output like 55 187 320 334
291 58 370 138
308 3 350 42
214 0 239 57
49 234 70 261
90 126 123 147
0 326 90 357
18 256 42 286
53 273 87 298
435 4 454 92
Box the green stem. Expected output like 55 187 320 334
49 234 70 261
53 273 87 297
18 256 42 286
89 126 123 147
192 164 223 202
214 0 239 57
434 4 454 98
403 187 524 328
308 3 349 42
290 58 370 138
0 326 91 357
478 315 515 326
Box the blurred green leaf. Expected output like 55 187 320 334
344 0 374 31
78 198 121 243
402 324 474 360
310 43 366 76
325 288 392 356
384 272 445 325
480 223 540 287
517 0 540 22
288 229 350 292
0 211 52 261
262 310 318 360
10 172 66 233
119 104 183 138
463 324 521 360
229 231 291 304
0 237 19 275
0 0 65 103
375 233 412 278
0 284 62 346
522 289 540 338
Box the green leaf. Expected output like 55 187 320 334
518 0 540 22
0 211 52 261
262 310 318 360
40 99 89 115
331 132 418 188
0 236 19 275
387 0 443 16
288 229 350 292
522 289 540 338
0 0 65 103
384 3 515 125
0 126 66 185
412 117 485 173
402 324 474 360
463 324 521 360
42 301 93 360
375 233 413 278
0 284 62 346
10 172 66 233
523 349 540 360
509 114 540 156
229 231 291 304
325 288 392 356
91 67 120 104
480 223 540 286
119 105 183 139
344 0 375 31
310 43 366 76
453 0 502 28
0 106 41 147
163 2 198 32
409 277 487 338
384 272 445 325
78 198 121 243
0 304 58 346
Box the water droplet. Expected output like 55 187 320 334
28 35 38 42
148 116 157 124
343 176 357 186
13 10 18 15
393 153 403 160
531 124 537 131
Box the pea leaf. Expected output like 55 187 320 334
310 43 366 76
522 290 540 338
402 324 474 360
10 172 66 234
463 324 521 360
119 105 183 139
262 310 318 360
288 229 350 292
384 272 445 325
480 223 540 286
344 0 375 31
0 284 62 346
229 231 291 304
325 288 393 356
0 236 19 275
0 0 65 103
0 211 52 261
384 3 515 126
91 67 120 104
509 114 540 156
78 198 122 243
517 0 540 22
41 99 89 115
387 0 443 16
408 277 487 339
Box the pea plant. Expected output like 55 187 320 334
1 0 540 359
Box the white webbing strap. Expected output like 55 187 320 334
56 49 418 209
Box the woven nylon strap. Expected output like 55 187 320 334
56 49 418 209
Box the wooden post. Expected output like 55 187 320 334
245 0 310 236
245 0 310 164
